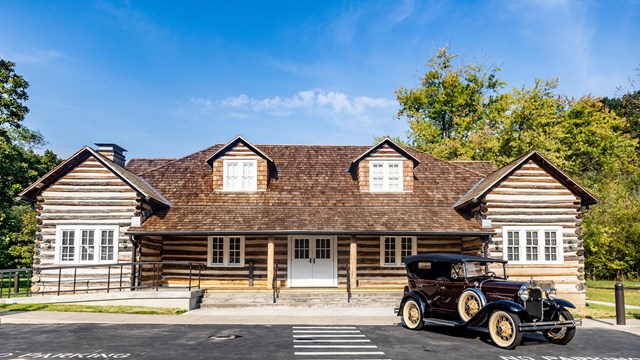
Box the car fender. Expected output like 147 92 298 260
553 298 576 309
460 287 487 308
466 300 528 327
398 291 430 318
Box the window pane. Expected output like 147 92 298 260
228 237 241 264
388 163 400 190
61 230 75 261
295 238 309 260
316 238 331 259
100 230 115 261
211 237 224 264
81 230 94 261
384 237 396 265
400 237 412 262
372 163 384 190
226 162 239 189
507 231 519 261
242 162 254 190
545 231 558 261
526 231 538 261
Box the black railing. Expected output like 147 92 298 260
272 262 279 303
0 261 204 299
346 263 351 303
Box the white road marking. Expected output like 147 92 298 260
294 345 378 348
293 334 366 337
293 339 371 343
294 352 386 356
293 330 361 333
292 326 357 329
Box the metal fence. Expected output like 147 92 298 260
0 261 204 299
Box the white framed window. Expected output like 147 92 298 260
502 227 563 264
223 159 257 191
54 225 119 264
207 236 245 267
369 160 403 192
380 236 416 266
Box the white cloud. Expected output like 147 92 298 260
189 97 213 111
220 89 395 117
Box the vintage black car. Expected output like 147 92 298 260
398 253 579 349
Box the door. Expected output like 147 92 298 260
289 236 336 287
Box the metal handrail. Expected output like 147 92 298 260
272 262 279 303
0 261 205 299
346 263 351 303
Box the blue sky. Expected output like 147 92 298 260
1 0 639 159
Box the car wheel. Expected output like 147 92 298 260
543 309 576 345
488 310 523 349
457 290 482 322
402 299 423 330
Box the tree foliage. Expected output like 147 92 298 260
0 58 60 269
394 47 640 280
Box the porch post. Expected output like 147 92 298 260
349 235 357 288
267 236 275 289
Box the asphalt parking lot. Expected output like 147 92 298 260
0 323 638 360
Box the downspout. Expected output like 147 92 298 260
483 234 493 258
130 234 139 290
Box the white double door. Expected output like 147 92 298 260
288 235 337 287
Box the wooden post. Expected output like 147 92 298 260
349 236 357 289
267 236 275 290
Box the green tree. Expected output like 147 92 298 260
394 46 507 160
0 58 60 269
393 48 640 280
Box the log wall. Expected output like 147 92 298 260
34 156 138 291
484 160 585 305
161 235 288 287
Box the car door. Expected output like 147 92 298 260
438 262 467 312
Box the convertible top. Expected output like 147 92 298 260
403 253 508 265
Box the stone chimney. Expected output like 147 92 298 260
94 143 127 167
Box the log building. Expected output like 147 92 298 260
19 136 596 305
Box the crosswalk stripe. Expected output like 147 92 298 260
294 351 386 356
293 330 360 333
293 334 365 337
292 326 357 329
294 345 378 348
294 339 371 343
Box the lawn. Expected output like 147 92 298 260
0 303 186 315
579 280 640 319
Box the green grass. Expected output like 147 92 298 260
586 280 640 306
587 280 640 289
0 303 187 315
575 304 640 320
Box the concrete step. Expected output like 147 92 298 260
200 290 403 308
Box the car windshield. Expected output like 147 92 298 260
464 261 506 279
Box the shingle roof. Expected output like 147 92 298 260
126 158 177 175
128 143 495 234
454 151 597 210
128 206 488 234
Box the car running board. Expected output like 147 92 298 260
423 318 465 327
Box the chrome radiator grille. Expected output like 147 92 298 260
525 288 543 320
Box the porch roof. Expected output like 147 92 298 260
127 206 492 235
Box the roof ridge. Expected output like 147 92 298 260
138 144 221 176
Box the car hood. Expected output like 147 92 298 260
478 279 526 301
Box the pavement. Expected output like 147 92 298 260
1 307 639 336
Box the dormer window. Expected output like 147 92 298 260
224 159 257 191
370 160 403 192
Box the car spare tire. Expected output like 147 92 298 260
457 289 483 322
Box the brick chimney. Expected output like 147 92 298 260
94 143 127 167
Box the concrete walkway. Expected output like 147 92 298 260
1 307 639 336
587 299 640 309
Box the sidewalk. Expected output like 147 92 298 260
1 307 639 336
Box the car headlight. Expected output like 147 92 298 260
518 284 530 301
546 288 557 300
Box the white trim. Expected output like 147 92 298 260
207 236 245 267
379 236 417 267
54 225 120 265
369 160 404 192
502 226 564 264
222 159 257 191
